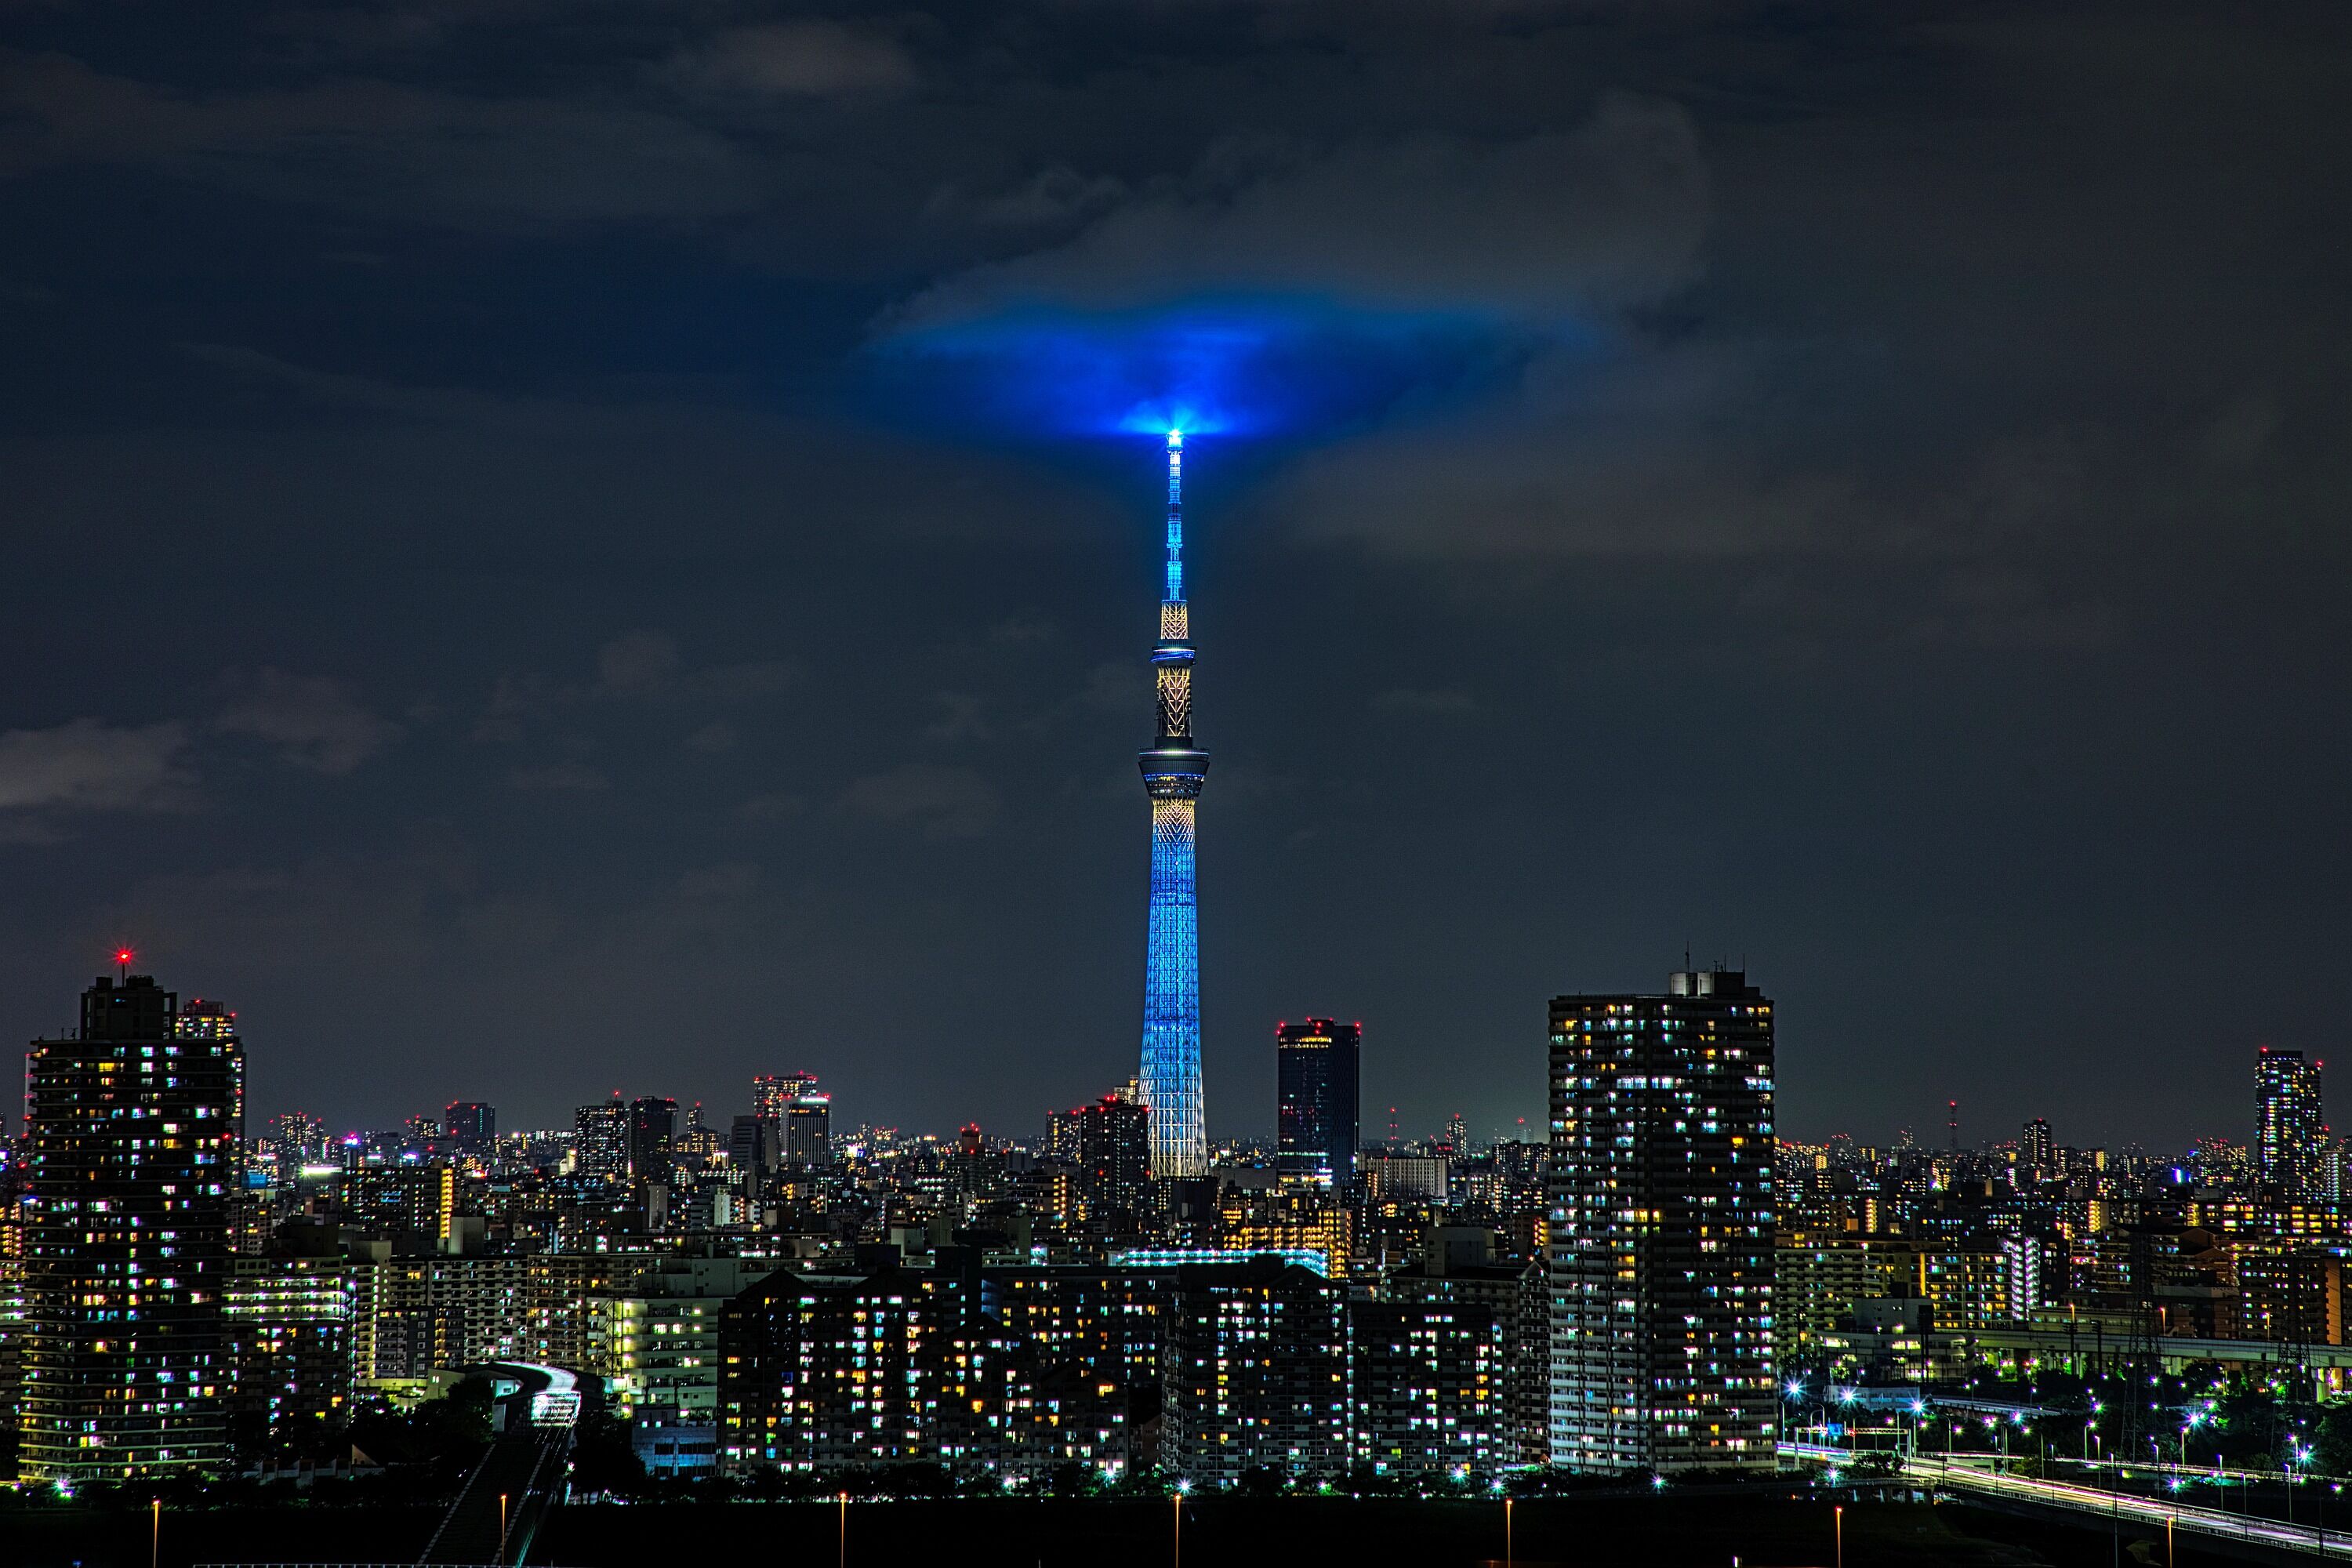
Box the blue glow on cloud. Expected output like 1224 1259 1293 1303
870 296 1575 446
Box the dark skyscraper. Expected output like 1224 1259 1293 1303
1548 968 1776 1475
2020 1117 2055 1179
1276 1018 1361 1191
443 1101 495 1148
2256 1046 2325 1200
21 975 245 1481
728 1114 774 1184
1076 1094 1150 1220
629 1096 680 1181
782 1091 832 1169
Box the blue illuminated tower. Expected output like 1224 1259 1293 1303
1138 430 1210 1177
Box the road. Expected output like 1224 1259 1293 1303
1784 1442 2349 1559
416 1363 579 1566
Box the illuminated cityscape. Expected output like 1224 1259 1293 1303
0 4 2343 1557
1 432 2347 1568
16 948 2352 1519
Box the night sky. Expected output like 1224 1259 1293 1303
3 2 2347 1152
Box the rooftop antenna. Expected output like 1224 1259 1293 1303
1947 1099 1960 1152
113 945 134 982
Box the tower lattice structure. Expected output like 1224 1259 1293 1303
1138 431 1209 1178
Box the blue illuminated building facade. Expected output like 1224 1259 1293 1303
1138 432 1210 1178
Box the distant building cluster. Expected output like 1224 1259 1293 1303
8 960 2342 1497
1779 1045 2352 1395
0 964 1795 1489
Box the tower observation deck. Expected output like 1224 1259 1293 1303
1138 431 1209 1178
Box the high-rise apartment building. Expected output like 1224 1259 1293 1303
2256 1047 2325 1200
1276 1018 1360 1191
1348 1296 1501 1475
1076 1094 1149 1221
227 1255 352 1438
20 975 245 1481
1548 967 1775 1474
575 1096 630 1178
1160 1255 1346 1481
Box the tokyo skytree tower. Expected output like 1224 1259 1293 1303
1137 430 1209 1177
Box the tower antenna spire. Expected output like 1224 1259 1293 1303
1137 429 1209 1178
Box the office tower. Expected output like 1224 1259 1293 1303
1136 430 1210 1178
628 1097 679 1181
575 1095 629 1178
728 1115 773 1183
753 1072 818 1125
1548 967 1776 1475
782 1091 832 1169
1075 1094 1150 1219
2256 1047 2325 1200
2021 1117 2055 1178
443 1102 495 1149
1276 1018 1361 1191
677 1108 724 1162
20 975 245 1481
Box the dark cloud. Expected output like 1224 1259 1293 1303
0 48 768 229
839 763 1003 840
897 94 1708 327
508 762 611 792
0 718 194 821
215 669 404 774
659 22 919 100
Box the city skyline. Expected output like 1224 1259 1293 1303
4 4 2347 1159
4 0 2347 1541
42 952 2327 1166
